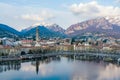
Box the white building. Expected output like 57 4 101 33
2 37 14 46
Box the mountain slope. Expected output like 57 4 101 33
46 24 65 34
65 17 120 38
21 26 35 33
21 24 65 34
105 15 120 26
22 26 66 39
0 24 20 38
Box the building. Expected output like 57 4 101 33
21 40 33 47
1 37 14 47
35 26 41 47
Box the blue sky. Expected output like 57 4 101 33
0 0 120 31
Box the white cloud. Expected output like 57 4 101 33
116 0 120 3
0 2 57 31
1 1 120 31
21 14 43 21
70 1 120 19
21 10 54 21
32 22 53 27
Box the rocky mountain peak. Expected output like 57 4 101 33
45 24 65 34
105 15 120 26
65 17 113 34
65 16 120 38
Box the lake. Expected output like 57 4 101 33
0 56 120 80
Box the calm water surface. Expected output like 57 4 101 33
0 57 120 80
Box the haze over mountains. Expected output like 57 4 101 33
0 16 120 39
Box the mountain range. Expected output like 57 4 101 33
0 24 20 38
0 23 66 39
45 24 65 34
21 24 65 34
22 25 66 39
65 16 120 38
0 16 120 39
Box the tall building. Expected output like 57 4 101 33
35 26 41 47
36 26 39 42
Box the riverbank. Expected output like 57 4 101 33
0 51 120 64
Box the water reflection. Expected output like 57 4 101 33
0 61 21 73
21 56 61 76
0 57 120 80
0 57 60 73
36 61 39 74
98 64 120 80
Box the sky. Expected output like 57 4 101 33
0 0 120 31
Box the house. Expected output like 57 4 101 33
21 40 34 47
1 37 14 47
63 38 72 45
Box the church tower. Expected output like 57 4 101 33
36 26 39 41
35 26 41 47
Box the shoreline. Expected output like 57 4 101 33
0 51 120 63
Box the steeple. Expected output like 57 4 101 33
36 26 39 41
35 26 41 47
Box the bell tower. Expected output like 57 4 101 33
36 26 39 41
35 26 41 47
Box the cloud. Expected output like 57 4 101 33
69 1 120 19
32 22 53 27
2 1 119 31
21 10 54 21
0 2 57 31
116 0 120 3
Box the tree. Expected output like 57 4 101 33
0 41 3 45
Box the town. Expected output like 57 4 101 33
1 0 120 80
0 26 120 57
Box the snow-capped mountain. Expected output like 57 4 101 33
105 15 120 26
46 24 65 34
65 16 120 38
21 23 65 34
22 26 66 39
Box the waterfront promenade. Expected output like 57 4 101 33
0 51 120 63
